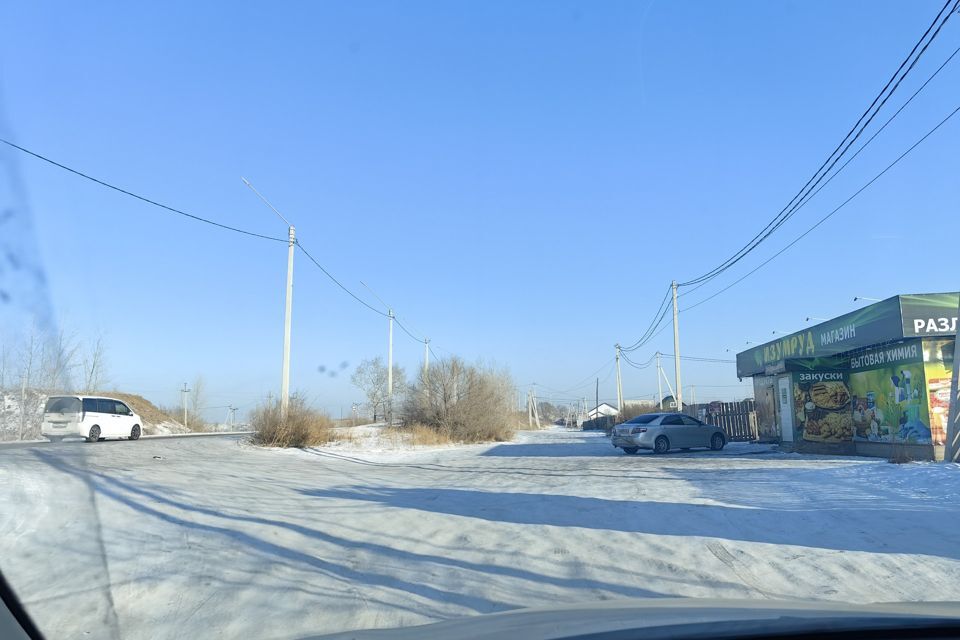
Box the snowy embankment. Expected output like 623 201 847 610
0 427 958 640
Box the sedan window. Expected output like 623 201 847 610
680 416 702 426
660 415 683 426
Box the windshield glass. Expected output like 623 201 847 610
43 397 80 414
2 1 959 639
627 414 660 424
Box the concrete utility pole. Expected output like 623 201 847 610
180 382 191 429
527 390 534 428
656 351 663 410
615 344 624 413
242 178 294 421
595 377 600 427
423 338 430 380
422 338 430 403
672 280 683 410
387 309 394 426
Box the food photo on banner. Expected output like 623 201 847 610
792 371 853 443
922 338 954 446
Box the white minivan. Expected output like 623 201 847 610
42 396 143 443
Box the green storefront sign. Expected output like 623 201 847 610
736 293 959 378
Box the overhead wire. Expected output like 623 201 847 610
680 42 960 299
294 242 390 317
0 137 451 353
620 285 672 352
676 0 957 289
0 138 287 243
680 101 960 314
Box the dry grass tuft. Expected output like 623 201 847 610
386 424 453 447
252 393 335 448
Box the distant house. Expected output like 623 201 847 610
658 395 686 411
586 402 619 420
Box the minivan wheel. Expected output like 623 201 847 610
130 425 141 441
710 433 726 451
622 447 639 455
654 436 670 454
87 425 101 443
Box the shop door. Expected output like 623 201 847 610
777 375 794 442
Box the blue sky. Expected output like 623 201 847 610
2 0 958 417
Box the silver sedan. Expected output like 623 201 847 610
611 412 727 455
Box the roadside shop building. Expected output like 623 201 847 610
735 293 957 460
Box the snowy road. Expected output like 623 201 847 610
1 427 959 639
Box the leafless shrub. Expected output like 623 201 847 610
615 403 660 424
404 356 516 443
252 392 335 447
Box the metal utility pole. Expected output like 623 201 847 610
615 344 624 413
180 382 191 429
656 351 663 410
689 386 697 417
946 297 960 463
672 280 683 410
243 178 294 420
387 309 394 426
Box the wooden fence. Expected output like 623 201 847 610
697 400 757 441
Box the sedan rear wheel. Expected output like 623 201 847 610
622 447 639 455
710 433 726 451
654 436 670 454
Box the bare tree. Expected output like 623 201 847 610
40 328 79 392
16 326 42 440
190 375 206 416
351 357 407 421
81 335 108 393
0 342 9 393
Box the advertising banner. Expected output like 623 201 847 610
737 296 902 377
849 339 931 444
922 338 955 446
791 371 853 443
900 293 959 338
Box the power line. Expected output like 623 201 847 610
621 285 672 352
0 138 287 243
661 354 734 363
555 359 616 395
294 242 390 317
677 0 957 289
681 101 960 314
394 316 425 343
621 352 656 369
0 137 446 348
681 42 960 299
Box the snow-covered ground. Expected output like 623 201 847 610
1 427 959 639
